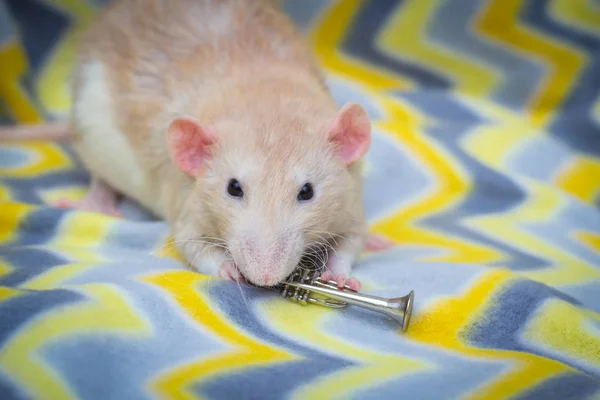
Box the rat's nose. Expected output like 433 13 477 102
241 236 288 287
244 256 282 286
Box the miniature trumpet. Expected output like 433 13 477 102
277 268 414 332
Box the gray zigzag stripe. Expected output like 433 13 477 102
194 283 354 400
466 279 599 379
43 279 229 400
395 91 548 270
428 0 544 111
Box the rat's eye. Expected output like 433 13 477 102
227 179 244 198
297 183 314 201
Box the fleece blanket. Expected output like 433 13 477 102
1 0 599 399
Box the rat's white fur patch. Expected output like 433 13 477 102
72 60 158 214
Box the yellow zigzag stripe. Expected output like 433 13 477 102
0 201 34 245
0 184 11 202
550 0 600 37
0 201 31 280
0 259 13 281
259 298 425 399
35 0 100 116
555 157 600 205
463 179 600 287
457 93 599 256
455 96 597 271
145 271 295 400
461 99 542 170
370 95 503 264
0 285 20 302
576 231 600 253
38 185 88 207
49 210 116 263
0 202 113 284
522 299 600 372
378 0 499 98
409 270 576 400
477 0 586 127
308 0 413 92
35 214 174 288
24 262 94 290
0 284 151 400
0 41 42 123
0 142 72 178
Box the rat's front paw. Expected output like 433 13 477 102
320 271 361 291
218 260 246 282
323 252 361 291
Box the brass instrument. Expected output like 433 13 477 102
277 269 414 332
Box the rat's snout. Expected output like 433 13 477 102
233 231 301 287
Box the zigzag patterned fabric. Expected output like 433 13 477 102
1 0 599 399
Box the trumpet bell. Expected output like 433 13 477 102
388 291 414 332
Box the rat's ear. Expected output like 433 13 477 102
167 116 216 176
328 103 371 165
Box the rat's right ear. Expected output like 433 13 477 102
167 116 216 176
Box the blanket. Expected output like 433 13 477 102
1 0 599 399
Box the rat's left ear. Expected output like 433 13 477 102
328 102 371 165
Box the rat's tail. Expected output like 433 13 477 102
0 121 73 142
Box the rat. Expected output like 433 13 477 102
0 0 392 289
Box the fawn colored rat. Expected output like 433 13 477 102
0 0 392 289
